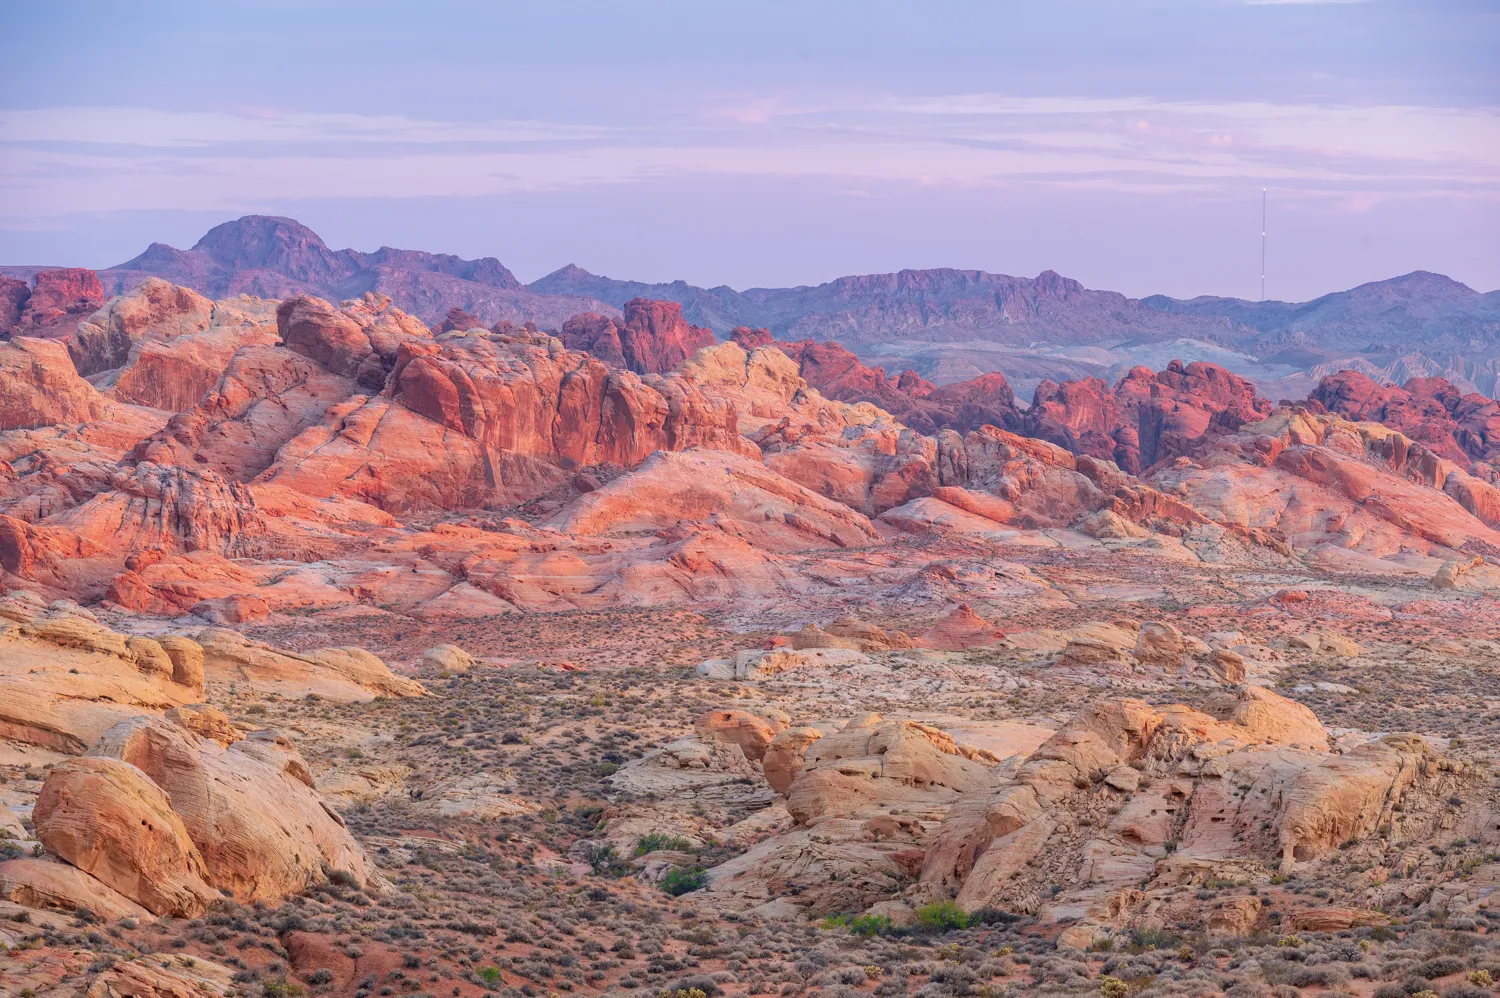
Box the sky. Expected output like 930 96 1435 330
1 0 1496 301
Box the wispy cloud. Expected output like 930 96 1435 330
0 96 1495 224
0 108 603 148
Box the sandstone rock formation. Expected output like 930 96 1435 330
917 686 1467 946
7 269 106 338
1310 369 1500 466
559 298 717 375
86 716 378 907
33 755 217 916
0 337 108 430
1026 360 1271 473
741 334 1023 437
196 628 428 701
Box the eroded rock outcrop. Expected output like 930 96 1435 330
33 755 217 916
0 337 108 430
559 298 716 375
1026 360 1272 474
1310 369 1500 466
25 713 381 915
917 686 1469 946
9 268 106 339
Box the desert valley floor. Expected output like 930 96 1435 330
0 260 1498 998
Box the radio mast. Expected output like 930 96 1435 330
1260 188 1267 302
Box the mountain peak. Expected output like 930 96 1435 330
541 264 598 282
189 215 336 271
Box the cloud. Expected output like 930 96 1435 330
0 96 1495 225
0 107 603 148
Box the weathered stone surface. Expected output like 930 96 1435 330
91 716 379 903
34 756 217 916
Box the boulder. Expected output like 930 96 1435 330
91 716 378 902
33 756 217 916
423 643 476 673
695 708 783 762
0 857 149 919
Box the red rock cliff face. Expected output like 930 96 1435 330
0 276 30 334
1309 370 1500 467
11 269 106 338
388 330 750 470
1027 360 1271 473
558 299 716 375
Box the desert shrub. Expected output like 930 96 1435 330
1419 957 1465 978
637 833 694 855
261 980 306 998
1441 986 1491 998
1097 976 1129 998
478 967 502 986
660 866 708 896
305 969 333 986
913 901 970 933
1224 982 1272 998
821 914 895 937
585 842 625 875
1129 926 1180 952
663 975 721 997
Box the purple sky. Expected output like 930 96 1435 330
1 0 1496 301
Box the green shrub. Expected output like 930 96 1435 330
659 866 708 896
1098 977 1129 998
914 900 970 933
585 842 625 876
637 832 694 855
261 981 307 998
478 966 502 986
820 913 895 936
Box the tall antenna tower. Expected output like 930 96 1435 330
1260 188 1267 302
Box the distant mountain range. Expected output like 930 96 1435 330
5 214 1497 399
95 215 611 329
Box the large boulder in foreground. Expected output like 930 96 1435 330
76 714 378 908
34 756 216 916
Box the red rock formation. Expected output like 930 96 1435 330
12 269 106 338
439 305 480 332
919 603 1006 650
277 292 431 391
1028 360 1271 473
768 338 1020 436
1309 370 1499 466
129 344 357 480
558 299 716 375
729 325 774 349
68 278 214 376
0 276 29 334
0 337 108 430
559 311 626 368
388 330 749 470
619 298 717 373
